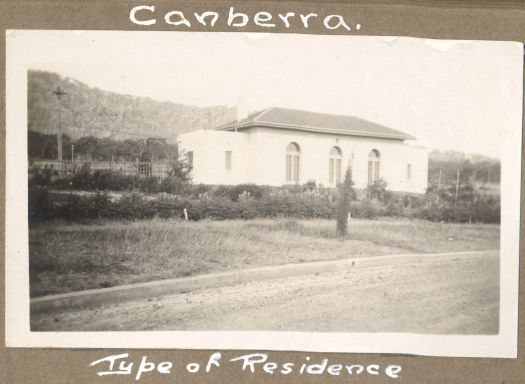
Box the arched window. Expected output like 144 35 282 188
368 149 380 185
329 146 342 185
286 142 300 183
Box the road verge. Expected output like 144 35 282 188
31 250 497 313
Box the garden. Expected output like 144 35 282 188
28 160 501 297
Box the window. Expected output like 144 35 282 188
225 151 232 171
368 149 380 185
285 142 300 183
406 163 412 181
329 146 342 185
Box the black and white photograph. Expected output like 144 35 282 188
5 30 522 357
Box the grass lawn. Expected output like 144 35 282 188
29 218 500 297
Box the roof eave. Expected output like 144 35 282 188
217 122 414 141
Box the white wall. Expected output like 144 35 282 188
247 127 428 193
178 128 428 193
177 130 252 185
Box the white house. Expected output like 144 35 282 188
177 107 428 193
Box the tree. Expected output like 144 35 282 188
336 167 353 238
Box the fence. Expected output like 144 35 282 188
29 160 172 178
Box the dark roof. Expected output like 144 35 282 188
216 107 415 141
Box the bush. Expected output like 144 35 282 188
471 196 500 223
48 169 194 195
189 184 214 198
28 188 500 224
29 189 338 222
385 199 404 217
414 199 500 224
69 163 94 190
28 168 500 225
28 186 53 220
137 176 160 194
351 199 381 219
159 176 189 194
336 168 353 237
91 191 112 216
303 180 317 191
366 178 388 201
29 158 192 195
190 197 240 220
122 193 155 219
58 191 112 220
29 166 55 188
419 185 500 224
213 184 266 201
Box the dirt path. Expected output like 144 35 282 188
31 253 499 334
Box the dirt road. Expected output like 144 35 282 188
31 253 499 334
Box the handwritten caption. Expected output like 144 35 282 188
130 6 362 32
90 353 401 380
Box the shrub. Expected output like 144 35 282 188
69 163 94 190
137 176 160 194
29 189 338 222
385 199 404 217
100 171 137 191
366 178 388 201
114 192 156 219
336 167 353 237
351 199 380 219
150 195 186 219
190 197 240 220
414 198 500 224
159 176 189 194
56 191 115 220
189 184 214 199
303 180 317 191
28 186 52 220
475 201 500 223
28 166 55 188
238 200 258 219
27 177 500 224
419 184 500 224
91 191 112 216
212 184 266 201
29 158 192 195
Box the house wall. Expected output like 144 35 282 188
178 127 428 193
247 127 428 193
177 130 252 185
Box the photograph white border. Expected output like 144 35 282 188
4 30 522 358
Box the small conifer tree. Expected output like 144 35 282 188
336 167 353 238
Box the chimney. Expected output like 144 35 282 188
236 97 248 130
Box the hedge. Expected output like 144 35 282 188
28 187 500 224
29 164 191 194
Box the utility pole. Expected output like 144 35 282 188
53 86 67 176
455 168 460 202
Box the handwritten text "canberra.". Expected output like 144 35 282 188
130 6 362 32
89 352 401 381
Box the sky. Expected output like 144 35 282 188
7 30 524 158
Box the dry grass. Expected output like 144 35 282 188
29 218 499 296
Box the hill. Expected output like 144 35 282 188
27 70 236 141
